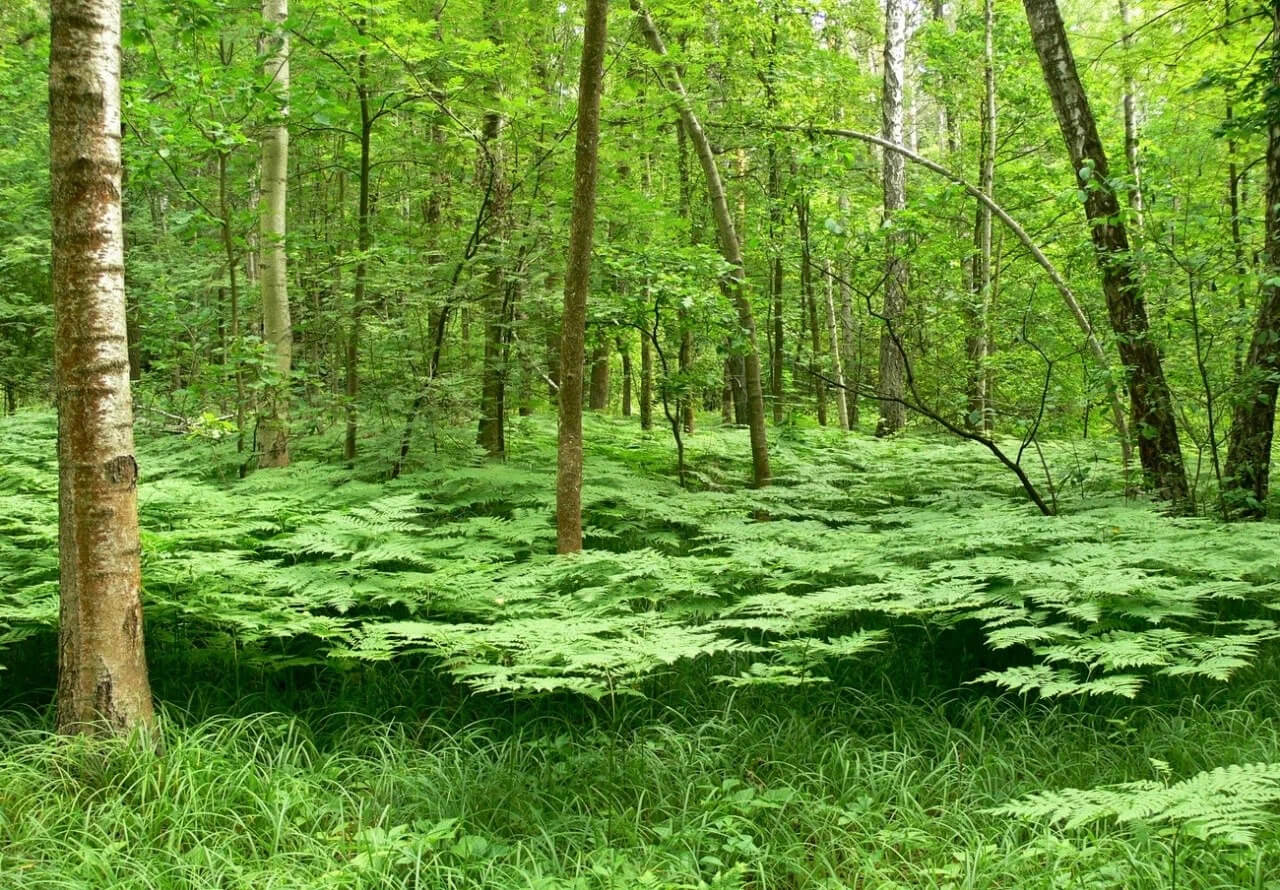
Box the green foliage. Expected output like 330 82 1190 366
4 411 1279 703
995 761 1280 846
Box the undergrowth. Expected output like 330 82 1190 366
5 412 1280 887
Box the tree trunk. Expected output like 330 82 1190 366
876 0 909 437
618 337 633 416
633 0 770 486
1224 0 1280 517
730 353 749 426
823 259 850 430
257 0 291 468
640 334 653 430
1119 0 1144 233
476 7 508 458
50 0 154 734
766 20 785 425
1023 0 1187 503
798 195 826 425
966 0 995 433
555 0 607 553
344 40 371 464
588 338 610 410
675 119 697 435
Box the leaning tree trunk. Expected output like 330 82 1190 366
257 0 291 467
555 0 607 553
1224 0 1280 517
634 0 770 486
876 0 909 437
50 0 154 734
1023 0 1187 503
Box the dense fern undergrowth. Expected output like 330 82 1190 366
5 411 1280 887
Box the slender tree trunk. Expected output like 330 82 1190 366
966 0 996 432
633 0 770 486
640 333 653 430
50 0 153 734
876 0 909 436
1224 0 1280 517
823 259 849 430
588 338 610 410
675 119 697 435
477 2 509 458
837 197 858 427
798 195 826 425
257 0 291 467
1023 0 1187 503
345 41 371 464
555 0 607 553
618 337 633 416
1119 0 1144 233
766 19 785 424
730 353 749 425
218 151 246 461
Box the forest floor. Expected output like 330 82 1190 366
2 411 1280 888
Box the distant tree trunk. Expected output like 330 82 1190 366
721 358 734 423
1224 0 1280 517
640 334 654 430
618 336 633 416
50 0 154 734
1119 0 1144 233
730 353 749 425
675 119 697 435
588 338 610 410
257 0 291 468
798 195 826 425
837 196 859 428
476 23 509 459
3 382 15 415
823 260 850 430
344 39 371 464
966 0 995 432
634 0 771 486
766 19 785 424
876 0 909 437
1023 0 1187 503
555 0 607 553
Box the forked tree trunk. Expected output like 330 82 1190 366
1023 0 1187 503
1224 0 1280 517
257 0 291 467
50 0 154 734
633 0 771 486
876 0 909 437
554 0 607 553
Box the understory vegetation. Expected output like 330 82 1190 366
5 411 1280 887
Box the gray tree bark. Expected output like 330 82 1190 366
51 0 154 734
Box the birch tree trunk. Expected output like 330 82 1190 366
1023 0 1187 503
876 0 909 437
555 0 607 553
50 0 154 734
633 0 771 486
257 0 291 467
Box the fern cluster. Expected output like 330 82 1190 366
3 411 1279 702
